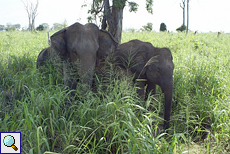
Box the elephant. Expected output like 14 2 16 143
112 39 174 129
37 22 118 93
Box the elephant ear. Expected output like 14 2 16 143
97 30 118 60
50 28 67 58
130 50 148 75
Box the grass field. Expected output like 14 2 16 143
0 31 229 153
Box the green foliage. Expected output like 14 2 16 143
0 31 230 153
146 0 154 14
3 23 21 31
52 20 67 31
36 23 49 31
113 0 127 9
142 22 153 32
85 0 154 23
36 25 44 31
160 22 167 32
176 24 187 32
128 1 139 12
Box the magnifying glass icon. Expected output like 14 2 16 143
3 135 18 151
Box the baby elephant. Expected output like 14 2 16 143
113 39 174 129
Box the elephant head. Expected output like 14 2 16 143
37 22 118 91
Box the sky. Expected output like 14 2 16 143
0 0 229 33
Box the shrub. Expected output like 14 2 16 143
36 25 44 31
160 22 167 32
142 22 153 31
176 24 186 32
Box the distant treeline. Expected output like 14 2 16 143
0 20 68 32
1 21 189 33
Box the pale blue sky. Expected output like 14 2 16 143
0 0 229 32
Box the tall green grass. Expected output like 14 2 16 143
0 31 229 153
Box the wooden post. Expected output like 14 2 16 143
186 0 189 34
47 32 50 45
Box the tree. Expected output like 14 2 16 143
4 23 21 31
36 24 44 31
0 25 5 31
52 23 63 30
14 24 21 30
41 23 49 30
52 21 68 31
36 23 49 31
142 22 153 31
5 23 14 31
85 0 154 44
21 0 39 31
62 20 68 28
5 23 15 31
180 0 186 28
160 22 167 32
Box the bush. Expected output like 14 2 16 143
36 23 49 31
176 24 187 32
36 25 44 31
142 22 153 32
160 22 167 32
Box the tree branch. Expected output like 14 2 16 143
180 0 185 9
104 0 113 27
92 0 104 15
21 0 39 31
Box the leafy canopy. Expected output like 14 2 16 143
85 0 154 22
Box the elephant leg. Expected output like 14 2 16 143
63 60 77 97
136 80 146 99
146 82 156 99
161 80 173 130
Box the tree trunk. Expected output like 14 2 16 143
102 0 112 30
32 18 35 31
182 1 185 27
183 9 185 27
109 5 123 44
180 0 185 28
102 0 125 45
187 0 189 34
28 18 31 31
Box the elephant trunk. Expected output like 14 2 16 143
79 55 96 89
162 79 173 130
